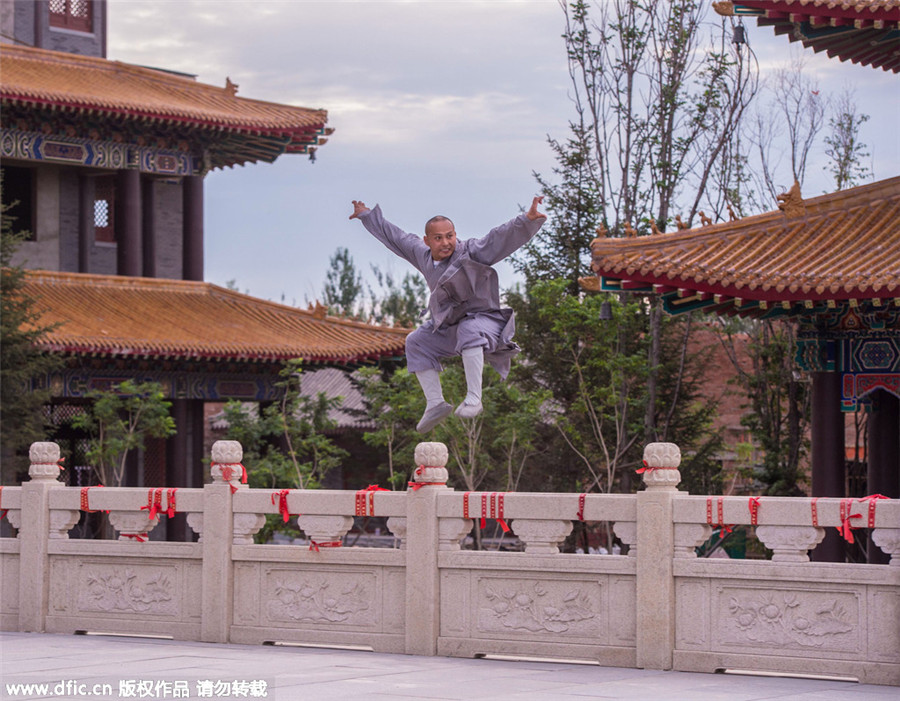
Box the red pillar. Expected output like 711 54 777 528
182 175 204 281
810 371 845 562
867 389 900 564
115 169 141 276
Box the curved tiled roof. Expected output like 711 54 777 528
20 271 408 364
714 0 900 72
590 176 900 317
0 44 330 168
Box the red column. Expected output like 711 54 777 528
868 389 900 564
115 169 141 276
810 371 845 562
182 175 204 281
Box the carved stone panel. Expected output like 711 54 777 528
75 561 179 617
675 579 709 649
715 585 861 655
263 567 378 628
868 587 900 663
440 570 470 636
475 574 603 640
234 562 261 626
609 575 636 646
0 555 19 614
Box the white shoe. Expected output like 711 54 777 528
454 400 483 419
417 402 453 433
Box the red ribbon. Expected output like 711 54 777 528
123 533 147 542
271 490 292 523
408 481 443 491
57 457 66 471
577 493 587 522
140 488 163 520
475 492 510 532
706 497 733 535
214 462 247 494
859 494 888 528
748 497 760 526
636 460 677 474
811 497 819 527
838 498 857 543
166 488 177 518
355 485 388 516
309 540 342 552
80 485 107 513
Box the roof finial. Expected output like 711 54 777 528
777 180 806 218
225 77 239 96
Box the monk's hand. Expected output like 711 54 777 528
526 195 546 221
349 200 369 220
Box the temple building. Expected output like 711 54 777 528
1 2 408 507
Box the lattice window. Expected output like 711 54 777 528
49 0 93 33
94 176 115 243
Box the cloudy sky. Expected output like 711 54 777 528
107 0 900 307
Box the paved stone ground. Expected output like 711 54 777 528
1 632 896 701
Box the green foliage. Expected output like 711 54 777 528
716 319 809 495
367 266 428 328
70 380 176 487
1 194 61 483
223 360 346 491
824 89 871 191
322 247 364 319
356 366 424 490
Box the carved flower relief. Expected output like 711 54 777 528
480 581 597 635
726 592 855 649
266 576 372 624
79 567 175 615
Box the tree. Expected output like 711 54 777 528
714 318 809 495
824 88 871 191
70 380 176 487
223 360 347 491
322 247 364 319
367 265 428 328
0 194 61 483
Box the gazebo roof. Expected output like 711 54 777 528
0 44 330 169
588 176 900 319
713 0 900 72
21 271 408 365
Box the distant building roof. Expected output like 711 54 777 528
588 176 900 318
21 271 408 364
0 44 330 168
713 0 900 72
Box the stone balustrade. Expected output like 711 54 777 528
0 440 898 685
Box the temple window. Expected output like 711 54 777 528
49 0 93 33
93 176 116 243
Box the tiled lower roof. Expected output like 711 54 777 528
590 177 900 317
20 271 408 364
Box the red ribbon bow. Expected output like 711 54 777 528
165 488 177 518
707 497 733 536
577 493 587 522
140 488 179 520
355 484 388 517
838 494 889 543
213 462 247 494
271 489 292 523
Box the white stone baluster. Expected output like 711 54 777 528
48 508 80 539
613 521 637 556
512 519 573 554
674 523 712 559
108 510 158 542
439 517 472 551
233 513 266 545
386 517 407 549
756 525 825 562
871 528 900 566
298 515 353 547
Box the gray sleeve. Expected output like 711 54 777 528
466 214 545 266
356 205 428 272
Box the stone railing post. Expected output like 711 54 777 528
405 442 450 655
19 442 65 632
200 440 242 643
635 442 681 670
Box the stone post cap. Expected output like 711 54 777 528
210 440 245 487
28 441 63 481
412 441 449 488
640 442 682 491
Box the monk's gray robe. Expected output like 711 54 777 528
357 205 544 378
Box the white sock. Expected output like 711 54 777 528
461 346 484 405
416 368 445 408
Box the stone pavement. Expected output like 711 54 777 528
1 632 896 701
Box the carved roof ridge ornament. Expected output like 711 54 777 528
777 180 807 218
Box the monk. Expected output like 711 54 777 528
349 197 546 432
